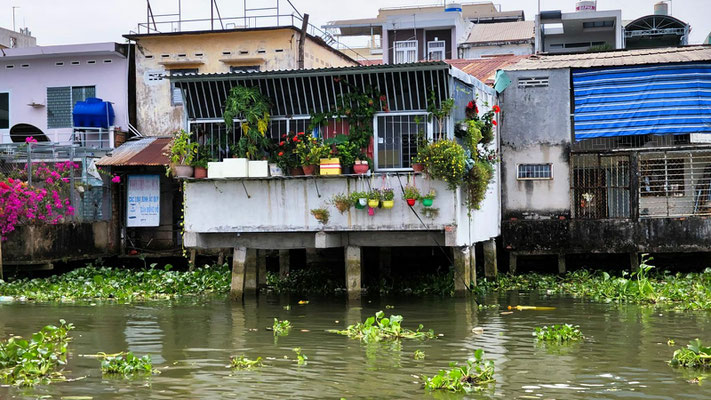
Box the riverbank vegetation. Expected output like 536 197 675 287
479 258 711 310
670 340 711 369
423 349 495 393
0 263 230 302
0 320 73 386
328 311 436 342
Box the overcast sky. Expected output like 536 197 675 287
2 0 709 45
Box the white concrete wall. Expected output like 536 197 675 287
184 174 498 246
460 43 533 58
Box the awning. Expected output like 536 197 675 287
96 137 171 167
573 63 711 140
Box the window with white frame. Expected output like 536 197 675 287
0 92 9 129
47 86 96 128
427 40 446 60
394 40 418 64
517 164 552 180
375 113 428 170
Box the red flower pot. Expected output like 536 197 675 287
406 198 416 206
302 165 317 175
194 166 207 179
353 164 369 174
412 163 425 172
289 167 304 176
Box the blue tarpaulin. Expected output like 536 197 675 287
572 63 711 140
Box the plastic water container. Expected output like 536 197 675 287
72 97 115 129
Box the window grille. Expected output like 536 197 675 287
572 154 630 219
394 40 418 64
427 40 446 61
47 86 95 128
374 113 427 170
517 164 552 179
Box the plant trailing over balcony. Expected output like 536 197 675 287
427 90 454 140
330 193 352 214
310 208 330 224
223 85 272 160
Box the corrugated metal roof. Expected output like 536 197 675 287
96 137 172 167
445 56 530 85
506 45 711 70
462 21 534 45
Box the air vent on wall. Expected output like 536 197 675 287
517 77 549 88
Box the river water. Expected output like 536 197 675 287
1 292 709 399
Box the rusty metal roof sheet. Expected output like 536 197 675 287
463 21 534 45
505 45 711 71
96 137 172 167
445 56 531 85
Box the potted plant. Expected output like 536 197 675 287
192 144 211 179
367 189 381 208
421 189 436 207
403 184 420 207
353 159 369 174
330 193 352 214
310 207 330 225
412 127 428 172
335 140 358 174
381 188 395 209
168 129 198 178
350 191 368 209
296 135 329 176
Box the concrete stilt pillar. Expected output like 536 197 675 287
188 249 196 271
557 253 566 274
217 250 224 266
244 248 258 294
305 248 319 268
469 245 477 288
230 247 247 300
344 246 362 300
629 252 639 270
279 249 290 278
483 239 498 279
378 247 392 283
509 252 517 275
453 246 471 296
257 250 267 288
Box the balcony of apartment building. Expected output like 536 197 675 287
170 62 501 298
535 9 623 53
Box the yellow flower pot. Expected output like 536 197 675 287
368 199 380 208
382 200 394 209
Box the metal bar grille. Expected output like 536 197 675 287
571 154 631 219
375 113 426 170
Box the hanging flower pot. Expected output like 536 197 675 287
358 197 368 207
382 200 394 209
421 198 433 207
368 207 375 216
406 198 416 206
355 201 366 209
421 189 436 208
368 199 379 208
353 161 369 174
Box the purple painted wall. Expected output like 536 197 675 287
0 42 129 145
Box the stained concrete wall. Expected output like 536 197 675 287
499 68 571 219
132 28 356 136
460 43 533 58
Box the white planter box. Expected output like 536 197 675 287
222 158 249 178
248 160 269 177
207 162 223 178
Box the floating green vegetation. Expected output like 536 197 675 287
533 324 583 344
0 320 73 387
477 303 499 310
478 256 711 310
414 350 426 360
423 350 495 393
273 319 292 336
230 355 263 370
100 352 157 377
328 311 435 343
670 339 711 369
293 347 308 366
0 263 230 303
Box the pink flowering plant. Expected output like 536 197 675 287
0 161 79 240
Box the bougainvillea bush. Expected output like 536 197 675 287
0 161 78 240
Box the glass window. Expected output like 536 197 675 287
0 92 8 129
47 86 96 128
517 164 552 179
427 40 446 61
230 65 260 73
394 40 418 64
375 113 427 170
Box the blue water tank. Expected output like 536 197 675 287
72 97 115 129
444 3 462 12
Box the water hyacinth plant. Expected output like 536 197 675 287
230 355 263 370
273 319 292 336
670 339 711 369
0 263 231 303
0 320 74 387
328 311 435 342
414 350 426 360
100 352 157 377
423 349 495 393
293 347 308 366
533 324 583 344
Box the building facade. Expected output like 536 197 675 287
499 46 711 271
0 26 36 49
125 27 357 137
0 42 132 146
535 8 623 53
